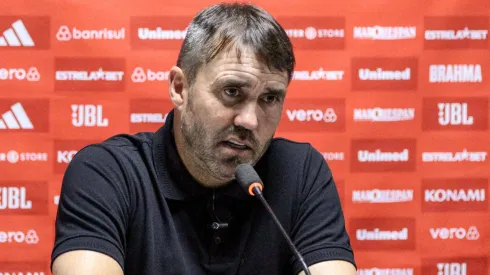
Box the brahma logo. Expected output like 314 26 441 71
352 189 414 204
353 25 416 40
0 67 40 81
352 58 418 90
429 64 482 83
55 58 125 91
351 139 416 172
422 178 488 212
357 268 414 275
130 16 191 49
422 98 488 131
353 108 415 122
0 17 50 49
277 99 345 132
71 104 108 127
350 218 415 250
424 16 488 49
56 25 125 41
0 100 49 132
422 257 487 275
0 230 39 244
0 150 48 164
276 17 345 49
130 99 173 133
131 67 170 83
430 226 480 240
422 149 487 162
0 182 48 215
292 69 344 81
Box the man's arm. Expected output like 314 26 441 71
298 260 357 275
52 251 123 275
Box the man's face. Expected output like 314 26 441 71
179 47 289 187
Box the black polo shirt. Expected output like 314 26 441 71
51 109 356 275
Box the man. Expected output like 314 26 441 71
51 3 356 275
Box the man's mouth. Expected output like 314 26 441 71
225 140 249 150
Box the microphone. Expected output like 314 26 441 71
235 164 311 275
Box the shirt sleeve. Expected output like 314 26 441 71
290 144 356 274
51 144 131 271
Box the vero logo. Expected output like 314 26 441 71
0 17 50 49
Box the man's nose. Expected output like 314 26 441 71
234 103 258 131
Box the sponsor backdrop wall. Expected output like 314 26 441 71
0 0 489 274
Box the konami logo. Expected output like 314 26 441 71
55 58 125 91
422 257 487 275
0 182 48 215
429 64 482 83
0 100 49 133
276 17 345 49
430 226 480 240
349 218 416 250
353 25 416 40
56 25 125 42
422 178 488 212
351 58 418 90
422 98 488 131
0 17 50 49
357 267 414 275
424 16 488 49
352 189 414 204
277 99 345 132
54 140 97 174
130 16 191 50
0 67 40 82
350 139 416 172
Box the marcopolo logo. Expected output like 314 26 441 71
430 226 480 241
353 25 417 40
350 139 416 172
55 58 125 91
277 99 345 132
0 230 39 244
357 268 415 275
276 17 345 49
0 100 49 132
130 16 191 50
0 67 40 82
353 108 415 122
352 189 414 204
422 178 488 212
422 98 488 131
424 16 488 49
429 64 482 83
350 218 416 250
0 150 48 164
352 57 418 90
0 182 48 215
0 17 50 49
422 257 487 275
131 67 170 83
56 25 125 42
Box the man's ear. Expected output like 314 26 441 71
168 66 189 110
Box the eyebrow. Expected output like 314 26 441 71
211 79 286 97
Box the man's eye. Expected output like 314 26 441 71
224 88 240 97
263 95 279 104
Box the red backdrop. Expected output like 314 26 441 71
0 0 489 274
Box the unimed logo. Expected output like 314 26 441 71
277 99 345 132
0 182 48 215
55 58 125 91
130 17 191 50
276 17 345 49
422 98 488 131
0 17 50 49
0 100 49 132
54 140 95 174
422 257 487 275
422 178 488 212
352 58 418 90
424 16 488 49
350 139 416 172
350 218 416 250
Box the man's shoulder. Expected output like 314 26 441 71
265 136 323 166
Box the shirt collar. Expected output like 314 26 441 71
152 109 258 201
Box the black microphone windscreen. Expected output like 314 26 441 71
235 164 263 192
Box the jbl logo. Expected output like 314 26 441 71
0 187 32 210
71 104 108 127
438 103 473 126
437 263 467 275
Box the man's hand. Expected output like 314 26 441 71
298 260 357 275
52 250 123 275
